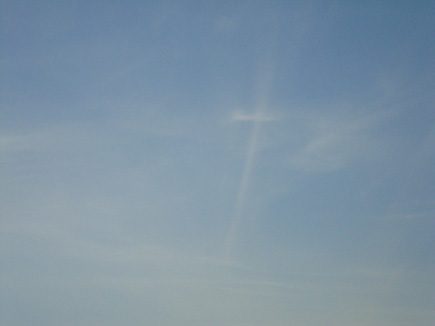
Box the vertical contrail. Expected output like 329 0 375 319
224 109 262 257
224 56 275 258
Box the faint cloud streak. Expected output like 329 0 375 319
289 111 387 173
224 55 275 257
231 110 278 122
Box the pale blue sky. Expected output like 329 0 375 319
1 1 434 326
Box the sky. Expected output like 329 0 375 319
1 1 434 325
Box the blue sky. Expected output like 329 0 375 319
1 1 434 325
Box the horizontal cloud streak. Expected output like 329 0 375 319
1 2 434 326
288 110 390 172
231 110 278 122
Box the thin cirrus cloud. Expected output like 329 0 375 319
1 1 434 326
225 59 277 257
288 111 387 173
231 110 278 123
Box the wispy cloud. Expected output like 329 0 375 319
0 123 93 154
288 111 387 173
231 110 278 122
225 54 276 257
224 111 261 257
